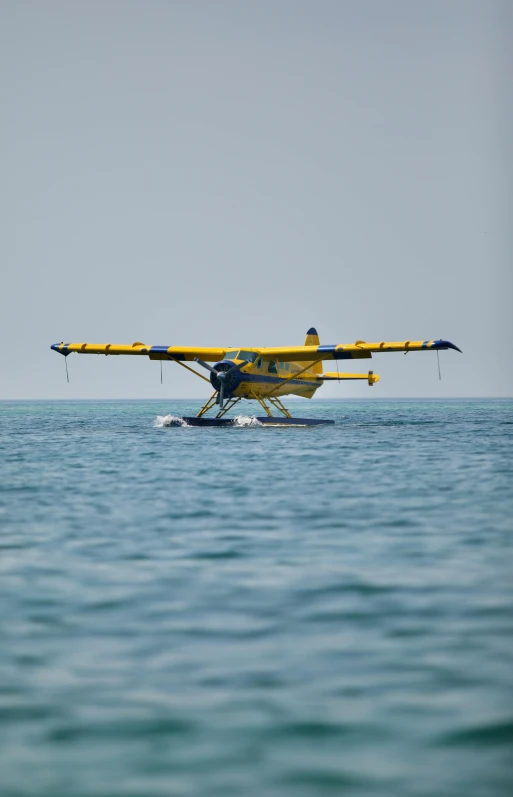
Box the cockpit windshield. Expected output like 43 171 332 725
225 350 257 363
238 350 257 363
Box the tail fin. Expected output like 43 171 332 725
304 327 323 375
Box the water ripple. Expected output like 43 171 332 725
0 398 512 797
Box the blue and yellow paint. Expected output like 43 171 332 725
51 330 461 413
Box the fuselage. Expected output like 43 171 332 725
212 349 321 400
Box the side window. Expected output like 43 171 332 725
255 357 262 368
268 360 277 374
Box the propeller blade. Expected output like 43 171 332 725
218 381 225 409
194 357 217 374
226 361 247 375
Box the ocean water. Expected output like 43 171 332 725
0 398 512 797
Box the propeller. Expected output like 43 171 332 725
194 359 217 375
194 358 247 409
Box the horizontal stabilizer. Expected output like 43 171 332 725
321 371 379 385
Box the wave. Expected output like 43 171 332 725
154 415 190 427
232 415 263 428
154 415 263 428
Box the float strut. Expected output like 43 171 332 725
250 392 274 417
267 396 292 418
216 397 242 418
197 391 218 418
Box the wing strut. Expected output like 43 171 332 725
264 359 324 398
170 357 211 384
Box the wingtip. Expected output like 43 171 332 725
433 339 462 353
51 342 68 355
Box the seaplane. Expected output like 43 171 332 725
51 329 461 426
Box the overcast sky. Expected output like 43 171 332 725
1 0 511 400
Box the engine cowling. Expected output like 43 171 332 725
209 361 243 397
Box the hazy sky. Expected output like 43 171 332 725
1 0 511 400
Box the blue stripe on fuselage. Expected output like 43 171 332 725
238 373 319 388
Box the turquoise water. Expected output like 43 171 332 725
1 398 512 797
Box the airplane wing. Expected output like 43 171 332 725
259 339 461 361
50 342 227 362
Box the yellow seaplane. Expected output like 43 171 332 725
51 329 461 426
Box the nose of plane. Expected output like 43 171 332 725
209 361 243 394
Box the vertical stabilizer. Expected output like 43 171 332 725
303 327 323 375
